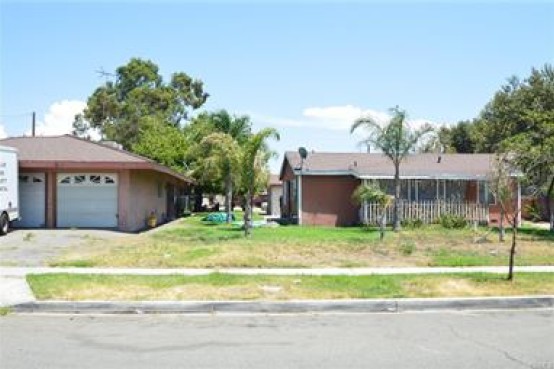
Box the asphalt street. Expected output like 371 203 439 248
0 310 553 369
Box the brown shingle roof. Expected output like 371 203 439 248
0 135 193 183
283 151 496 179
0 135 148 163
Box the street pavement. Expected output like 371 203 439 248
1 310 552 369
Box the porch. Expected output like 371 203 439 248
361 200 490 225
359 178 494 225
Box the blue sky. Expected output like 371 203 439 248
1 1 553 172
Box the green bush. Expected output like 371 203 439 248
524 202 543 222
401 218 423 228
439 214 467 229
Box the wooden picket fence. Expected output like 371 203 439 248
362 200 489 225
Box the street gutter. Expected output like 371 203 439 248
11 295 553 315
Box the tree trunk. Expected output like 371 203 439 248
244 189 253 237
380 211 386 241
393 161 401 232
193 189 203 212
224 172 233 223
547 177 554 232
550 204 554 233
499 208 505 242
507 219 518 281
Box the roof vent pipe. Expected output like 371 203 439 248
298 147 308 170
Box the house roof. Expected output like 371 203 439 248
281 151 498 180
0 135 193 183
268 174 282 187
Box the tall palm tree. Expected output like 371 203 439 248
351 107 433 231
207 110 252 222
240 128 280 237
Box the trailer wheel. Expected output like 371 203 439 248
0 213 8 236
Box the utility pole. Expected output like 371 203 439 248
32 111 36 137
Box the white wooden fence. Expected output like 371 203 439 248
362 200 489 225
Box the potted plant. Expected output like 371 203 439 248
147 211 157 228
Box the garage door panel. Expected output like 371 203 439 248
14 173 46 228
57 173 118 228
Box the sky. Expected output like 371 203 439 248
1 1 553 172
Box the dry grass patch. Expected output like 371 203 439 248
27 273 554 301
50 216 554 268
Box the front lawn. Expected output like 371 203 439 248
51 215 554 268
27 273 554 301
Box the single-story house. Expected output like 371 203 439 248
0 135 193 232
280 151 520 227
267 174 283 217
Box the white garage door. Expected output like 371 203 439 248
57 173 118 228
14 173 46 228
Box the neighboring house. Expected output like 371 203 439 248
0 135 193 232
280 151 520 227
267 174 283 217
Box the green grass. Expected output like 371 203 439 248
51 215 554 268
27 272 554 301
0 307 11 316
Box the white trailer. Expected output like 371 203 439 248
0 145 19 235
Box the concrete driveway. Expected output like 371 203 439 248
0 229 128 267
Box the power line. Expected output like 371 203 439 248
0 112 33 118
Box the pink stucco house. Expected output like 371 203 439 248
0 135 193 232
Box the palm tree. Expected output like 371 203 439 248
352 182 393 240
205 110 252 222
351 107 433 231
240 128 280 237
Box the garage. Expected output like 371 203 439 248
1 135 193 231
57 173 118 228
14 172 46 228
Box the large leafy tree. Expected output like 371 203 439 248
351 107 433 231
131 115 189 171
73 58 208 150
476 65 554 230
240 128 280 237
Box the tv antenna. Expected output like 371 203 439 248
95 67 115 83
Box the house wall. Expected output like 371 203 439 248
19 167 188 232
488 179 520 227
281 162 296 219
267 184 282 217
125 170 169 232
301 175 361 226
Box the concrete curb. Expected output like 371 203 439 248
11 296 553 314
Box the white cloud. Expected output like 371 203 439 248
28 100 90 137
303 105 391 131
250 104 437 134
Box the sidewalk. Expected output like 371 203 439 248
2 265 554 278
0 276 35 307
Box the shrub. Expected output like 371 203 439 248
401 218 423 228
524 202 543 222
439 214 467 229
